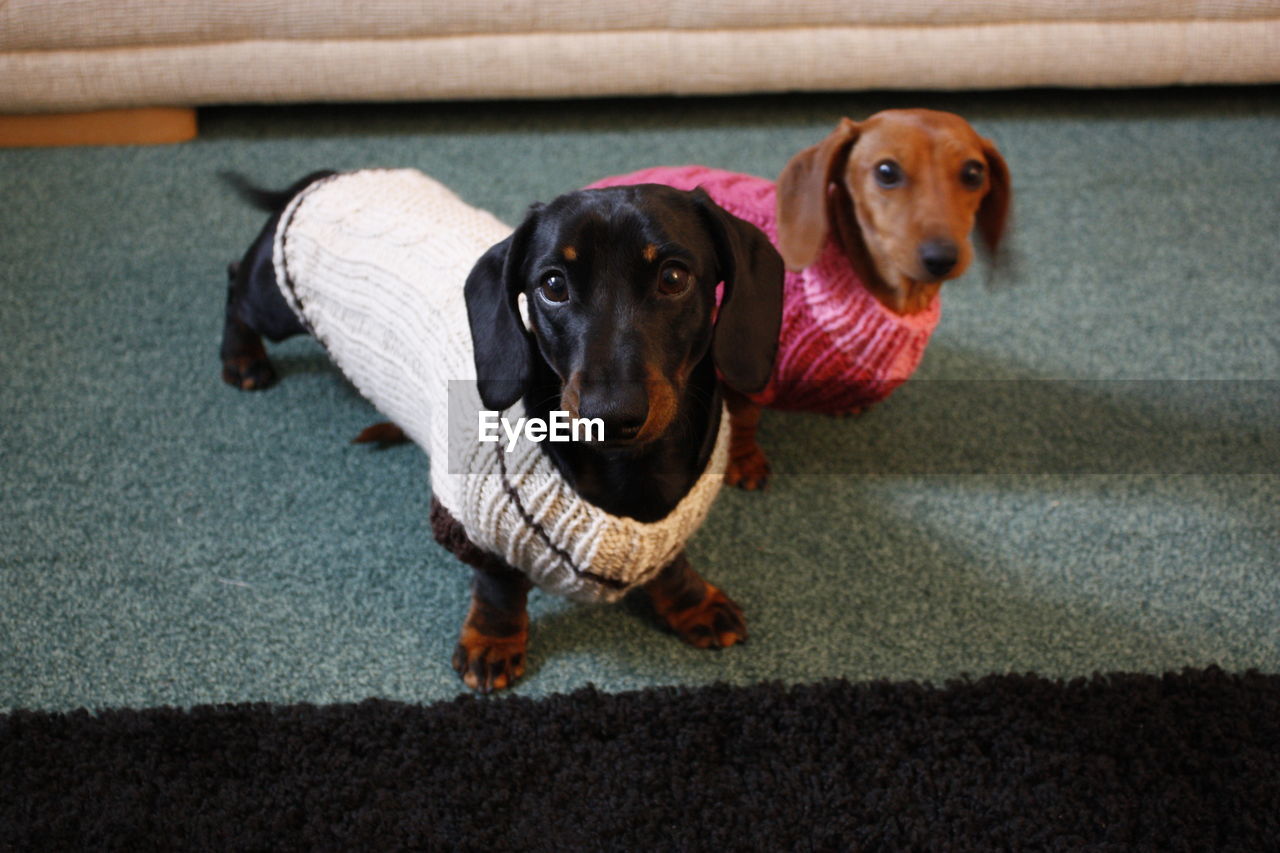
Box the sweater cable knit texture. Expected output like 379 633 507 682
588 166 940 413
274 169 729 604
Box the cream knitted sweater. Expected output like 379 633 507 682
274 169 730 603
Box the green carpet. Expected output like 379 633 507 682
2 87 1277 712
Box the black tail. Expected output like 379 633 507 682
219 170 338 213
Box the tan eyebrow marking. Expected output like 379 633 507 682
562 246 577 261
642 243 658 263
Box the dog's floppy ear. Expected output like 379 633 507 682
977 139 1012 260
776 118 860 271
692 189 785 395
464 207 541 411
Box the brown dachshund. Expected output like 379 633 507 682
725 108 1012 487
590 109 1012 488
777 108 1010 314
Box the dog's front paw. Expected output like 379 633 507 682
660 584 747 650
452 628 527 693
221 356 277 391
725 446 771 491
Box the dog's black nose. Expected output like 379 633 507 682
578 384 649 443
919 240 958 278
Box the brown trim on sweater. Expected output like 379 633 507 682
429 497 520 578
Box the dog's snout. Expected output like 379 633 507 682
919 240 958 279
577 382 649 442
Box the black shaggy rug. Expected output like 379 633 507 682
4 668 1278 851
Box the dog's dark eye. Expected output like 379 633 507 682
874 160 904 188
539 272 568 304
658 262 693 296
960 160 986 189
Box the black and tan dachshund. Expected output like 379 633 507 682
221 171 783 691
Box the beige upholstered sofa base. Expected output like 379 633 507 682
2 19 1278 114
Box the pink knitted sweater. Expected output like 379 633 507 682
587 166 940 413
